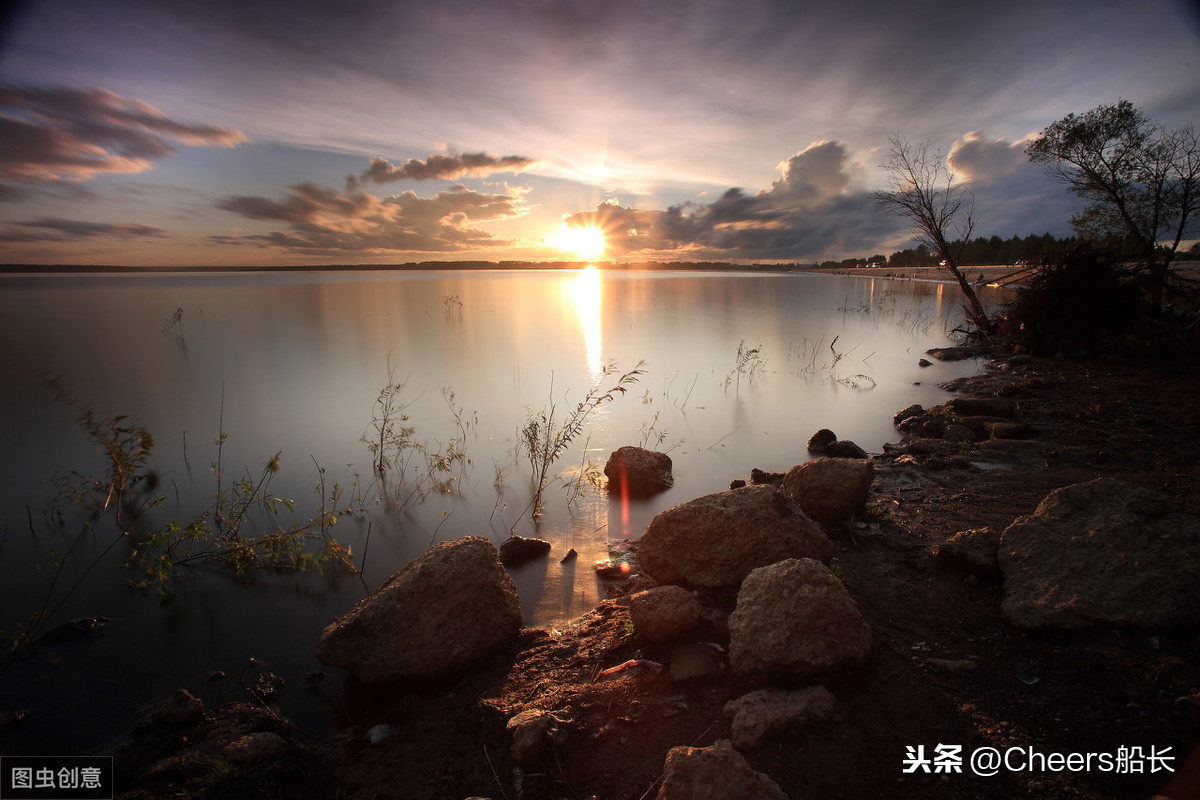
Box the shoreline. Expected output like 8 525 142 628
106 344 1200 799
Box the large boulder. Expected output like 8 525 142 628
999 478 1200 629
655 739 788 800
638 485 832 589
780 458 875 524
316 537 522 682
605 446 673 496
628 585 704 643
729 558 871 685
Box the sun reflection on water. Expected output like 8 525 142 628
568 265 603 379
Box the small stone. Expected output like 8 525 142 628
806 428 837 453
560 548 578 564
499 535 552 567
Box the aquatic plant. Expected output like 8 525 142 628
517 361 645 520
725 339 766 393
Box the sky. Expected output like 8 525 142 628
0 0 1198 266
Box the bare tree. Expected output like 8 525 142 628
873 134 995 335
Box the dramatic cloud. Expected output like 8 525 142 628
216 182 529 254
0 217 169 242
947 131 1034 183
564 141 905 260
346 152 539 190
947 131 1082 237
0 83 246 183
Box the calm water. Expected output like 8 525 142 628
0 268 1002 754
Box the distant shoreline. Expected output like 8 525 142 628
0 261 803 275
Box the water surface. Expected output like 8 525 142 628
0 268 1001 754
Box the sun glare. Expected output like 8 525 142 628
547 224 606 260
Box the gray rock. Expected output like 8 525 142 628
605 446 674 496
629 586 703 642
999 478 1200 629
316 537 522 682
937 528 1000 575
729 558 871 685
638 485 832 589
780 458 875 524
499 535 552 567
723 686 836 749
655 739 788 800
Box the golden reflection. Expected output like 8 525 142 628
568 266 603 378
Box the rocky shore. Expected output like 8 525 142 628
111 347 1200 800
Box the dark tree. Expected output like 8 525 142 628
1025 99 1199 301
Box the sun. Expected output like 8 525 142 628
546 224 606 260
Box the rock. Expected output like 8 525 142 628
628 585 703 642
723 686 836 749
926 345 983 361
918 358 933 367
893 404 924 426
987 421 1035 439
896 413 945 439
780 458 875 524
506 709 566 763
949 396 1016 417
604 446 674 496
316 537 522 682
655 739 788 800
825 439 869 459
499 535 552 567
560 548 578 564
157 689 205 726
729 558 871 685
937 528 1000 575
999 478 1200 629
729 479 747 489
805 428 837 453
638 485 832 589
222 732 291 766
942 424 976 443
749 468 784 487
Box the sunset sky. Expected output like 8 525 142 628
1 0 1198 266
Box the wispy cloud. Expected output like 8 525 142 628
216 181 530 255
0 83 245 184
0 217 169 242
345 152 539 191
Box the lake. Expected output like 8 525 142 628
0 267 1003 755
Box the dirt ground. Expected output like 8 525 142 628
114 345 1200 800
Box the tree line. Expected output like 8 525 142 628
821 232 1079 270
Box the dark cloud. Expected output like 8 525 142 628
345 152 539 191
0 83 246 184
216 182 528 254
565 141 906 261
0 217 169 242
947 131 1082 238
